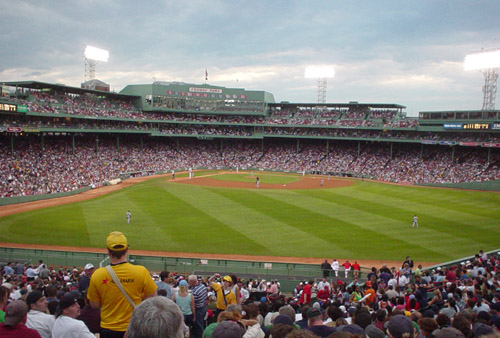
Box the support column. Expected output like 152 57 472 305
297 139 300 154
41 133 45 154
116 135 120 151
390 143 393 160
10 135 14 157
72 134 75 155
488 147 491 163
96 136 99 153
451 146 455 162
420 144 423 159
358 141 361 156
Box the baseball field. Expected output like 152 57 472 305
0 170 499 265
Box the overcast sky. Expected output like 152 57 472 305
1 1 499 116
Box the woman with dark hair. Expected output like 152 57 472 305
452 314 473 338
230 274 241 305
418 318 438 338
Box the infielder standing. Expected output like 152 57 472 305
412 215 418 228
126 210 131 224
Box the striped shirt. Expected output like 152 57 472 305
191 283 208 308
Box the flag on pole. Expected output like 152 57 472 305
205 69 208 81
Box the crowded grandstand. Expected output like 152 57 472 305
0 80 499 198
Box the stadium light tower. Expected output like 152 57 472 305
305 65 335 103
464 48 500 110
84 45 109 82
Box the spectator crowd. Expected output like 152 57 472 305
1 136 499 198
2 244 500 338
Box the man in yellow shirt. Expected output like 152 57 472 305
208 274 237 318
87 231 157 338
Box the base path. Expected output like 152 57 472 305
0 171 439 268
178 174 354 189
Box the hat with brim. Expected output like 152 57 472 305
56 294 78 315
388 314 414 338
366 324 385 338
307 307 322 318
4 300 28 326
212 320 246 338
107 231 128 251
26 290 44 309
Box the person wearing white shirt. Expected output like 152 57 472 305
26 265 38 281
26 290 55 338
317 278 331 292
52 294 94 338
331 259 339 277
397 274 408 288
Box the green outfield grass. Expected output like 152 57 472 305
1 172 499 263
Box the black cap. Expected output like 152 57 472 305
57 293 78 314
26 290 44 309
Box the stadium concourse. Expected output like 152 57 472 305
2 251 500 338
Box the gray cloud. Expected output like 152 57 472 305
1 0 499 115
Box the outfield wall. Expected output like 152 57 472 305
0 246 369 292
419 180 500 192
0 187 92 207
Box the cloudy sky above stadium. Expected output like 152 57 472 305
1 1 499 116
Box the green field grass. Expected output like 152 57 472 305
1 172 499 263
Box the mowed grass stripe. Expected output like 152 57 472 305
312 188 499 242
0 204 91 246
158 183 268 254
214 188 420 259
79 182 177 249
355 181 500 218
165 183 343 257
309 187 495 258
334 183 500 235
256 189 461 261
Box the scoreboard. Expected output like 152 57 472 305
0 103 17 112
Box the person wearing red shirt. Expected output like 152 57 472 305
445 267 457 282
343 261 352 278
317 286 330 304
300 281 313 304
352 261 360 278
0 300 42 338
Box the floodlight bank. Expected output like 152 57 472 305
84 46 109 62
305 65 335 78
464 50 500 71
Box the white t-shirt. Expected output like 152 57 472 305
26 310 55 338
52 315 95 338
